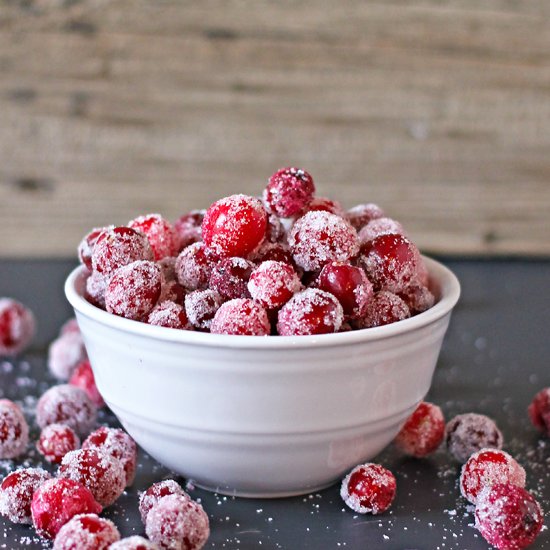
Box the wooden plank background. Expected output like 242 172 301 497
1 0 549 258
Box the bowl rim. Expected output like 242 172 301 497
65 256 460 350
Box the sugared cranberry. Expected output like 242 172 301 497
354 291 410 329
0 468 51 524
445 413 503 463
31 478 102 539
317 262 373 320
148 301 192 330
346 203 385 231
202 194 267 258
174 210 205 251
48 331 87 381
53 513 120 550
158 256 177 281
340 463 396 514
82 427 137 487
266 212 286 243
475 483 544 550
145 494 210 550
304 196 345 217
289 211 359 272
211 299 270 336
0 399 29 459
359 234 420 294
528 387 550 436
37 423 80 464
91 226 153 276
78 227 105 271
184 289 224 331
248 261 302 310
0 298 36 356
209 257 255 300
460 449 526 504
358 217 405 245
128 213 179 261
110 536 159 550
69 359 105 408
175 242 216 291
263 167 315 218
159 279 186 304
60 318 80 336
85 271 108 309
277 288 344 336
105 260 162 321
394 401 445 458
36 384 97 437
59 447 125 507
251 241 295 267
138 479 188 525
398 283 435 315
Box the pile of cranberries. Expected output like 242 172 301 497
78 167 435 336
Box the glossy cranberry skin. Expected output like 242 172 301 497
209 257 255 300
317 262 373 320
128 213 179 261
53 513 120 550
248 261 302 310
69 359 105 408
0 298 36 356
202 194 267 258
211 299 271 336
340 463 396 514
138 479 189 525
263 167 315 217
354 291 410 329
346 203 385 230
528 387 550 436
174 209 204 251
0 399 29 459
175 242 217 291
37 423 80 464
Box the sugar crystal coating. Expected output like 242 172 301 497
398 283 435 315
354 291 410 329
303 196 345 217
37 423 80 464
110 536 160 549
0 399 29 459
138 479 189 525
0 298 36 356
250 241 295 267
265 212 286 243
0 468 52 524
78 227 105 271
48 331 87 381
358 217 405 245
248 261 302 310
528 387 550 436
346 203 385 231
148 301 192 330
184 289 224 331
211 298 271 336
263 167 315 218
129 213 179 261
69 359 105 408
85 271 108 309
209 257 255 300
53 513 120 550
174 210 205 251
175 242 216 291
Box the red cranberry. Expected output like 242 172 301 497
85 271 108 309
184 289 224 331
460 449 526 504
277 288 344 336
78 227 105 271
145 494 210 550
289 211 359 272
31 478 102 539
53 513 120 550
340 463 396 514
110 536 159 550
475 484 544 550
211 299 270 336
263 167 315 217
202 194 267 258
148 301 192 330
48 331 87 381
138 479 188 525
209 257 255 300
0 399 29 459
36 384 97 437
91 226 153 277
82 427 137 487
174 210 205 251
37 423 80 464
0 468 51 524
251 241 295 266
128 213 179 261
317 262 373 320
303 196 345 217
394 401 445 457
445 413 503 463
346 203 385 230
354 291 410 329
59 447 125 507
175 242 216 291
69 359 105 408
398 283 435 315
358 217 405 245
105 260 162 321
0 298 36 356
159 279 186 304
248 261 302 310
528 387 550 436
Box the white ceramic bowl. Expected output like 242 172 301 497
65 256 460 498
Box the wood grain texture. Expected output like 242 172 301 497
1 0 549 257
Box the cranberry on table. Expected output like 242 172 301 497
48 331 87 381
0 298 36 356
528 387 550 436
445 413 503 463
475 483 544 550
211 298 271 336
53 513 120 550
110 536 160 549
0 468 52 524
31 477 102 539
174 209 205 251
148 301 192 330
248 260 302 310
105 260 162 321
340 463 397 514
128 213 179 261
354 291 410 329
289 211 359 272
184 289 224 331
69 359 105 408
175 242 217 291
394 401 445 458
209 257 255 300
346 203 385 231
358 217 405 245
37 423 80 464
145 494 210 550
0 399 29 459
82 426 138 487
277 288 344 336
202 194 267 258
138 479 189 525
59 447 126 507
460 449 526 504
78 227 105 271
263 167 315 218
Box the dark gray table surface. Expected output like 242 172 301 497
0 259 549 550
